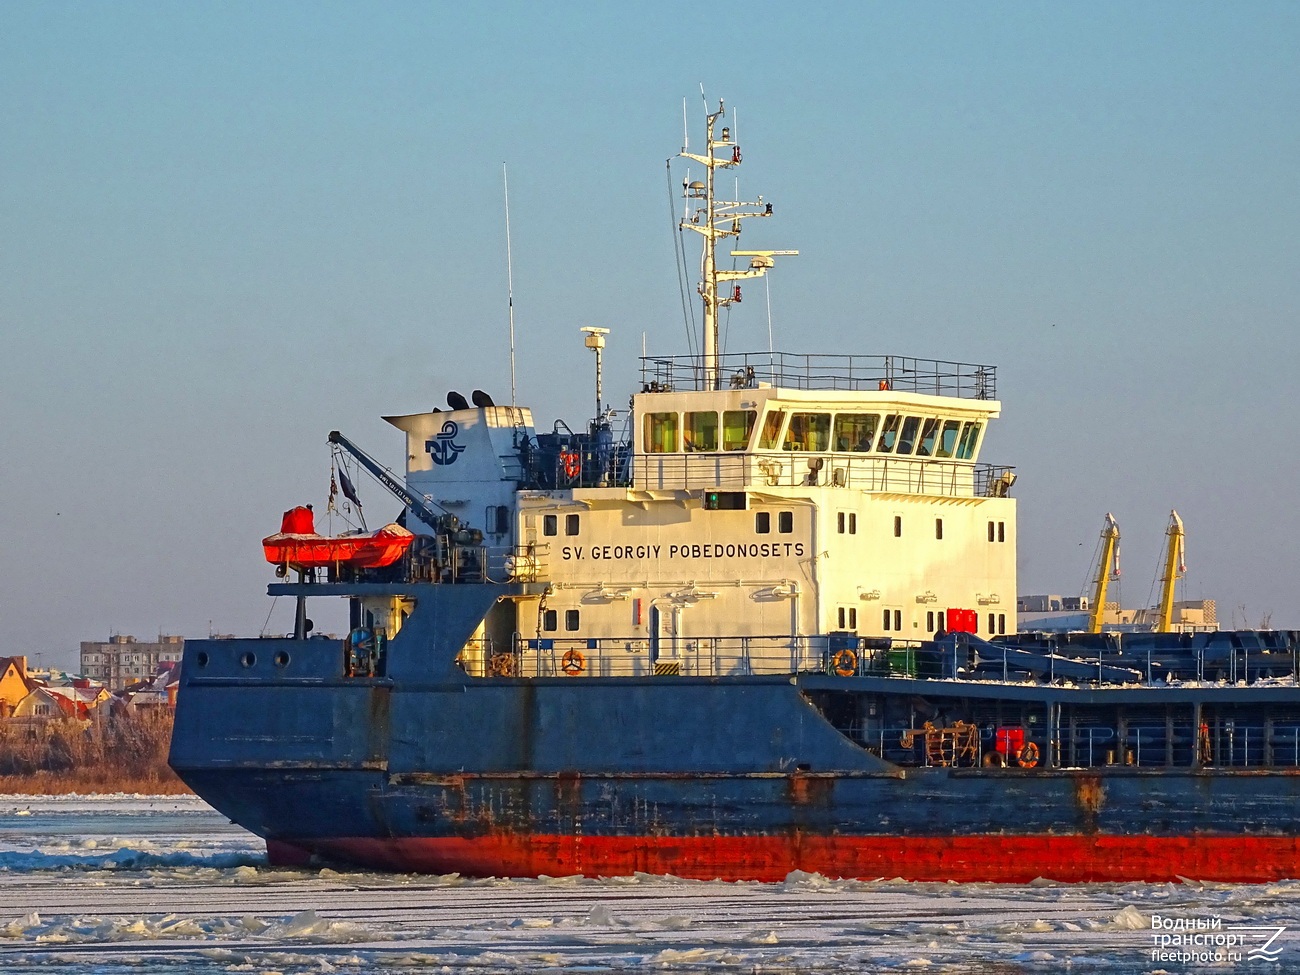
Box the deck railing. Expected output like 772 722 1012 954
630 454 1013 499
640 352 997 400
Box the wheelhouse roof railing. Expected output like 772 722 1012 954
640 352 997 401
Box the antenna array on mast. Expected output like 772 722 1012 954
678 99 796 390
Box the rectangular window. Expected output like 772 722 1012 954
894 515 902 537
916 418 940 457
997 613 1006 635
838 607 846 629
849 607 857 629
755 511 771 534
565 514 580 536
783 412 831 452
684 411 719 451
893 610 902 631
543 514 558 536
722 410 757 451
987 521 995 542
778 511 794 533
883 609 892 631
833 413 880 452
644 412 678 453
837 512 846 534
988 613 996 635
998 521 1005 543
956 422 982 460
565 609 580 631
849 513 857 534
876 414 901 453
927 610 935 632
937 611 946 632
758 410 787 449
935 518 943 540
935 419 961 458
895 416 921 455
543 610 557 632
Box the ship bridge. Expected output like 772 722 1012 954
630 351 1011 499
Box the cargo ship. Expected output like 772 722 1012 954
170 102 1300 883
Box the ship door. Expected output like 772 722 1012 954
649 605 662 663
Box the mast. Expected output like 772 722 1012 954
1156 510 1186 632
679 100 795 389
1087 513 1121 634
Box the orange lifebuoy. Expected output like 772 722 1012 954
561 648 585 676
831 648 858 677
1017 741 1040 768
878 380 890 391
561 450 580 479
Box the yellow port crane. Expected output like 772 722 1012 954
1088 513 1122 634
1156 509 1187 632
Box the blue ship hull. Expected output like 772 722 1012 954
170 583 1300 882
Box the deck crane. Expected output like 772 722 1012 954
327 430 455 535
1087 513 1122 634
1155 509 1187 632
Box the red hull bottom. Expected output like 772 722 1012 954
267 833 1300 883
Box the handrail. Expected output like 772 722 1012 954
640 351 997 400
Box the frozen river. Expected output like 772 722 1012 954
0 795 1297 973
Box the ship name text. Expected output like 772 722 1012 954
561 542 807 562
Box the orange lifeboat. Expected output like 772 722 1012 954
262 506 415 569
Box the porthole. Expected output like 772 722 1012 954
240 652 256 669
273 650 290 669
196 652 209 668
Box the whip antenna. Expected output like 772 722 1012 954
503 163 518 407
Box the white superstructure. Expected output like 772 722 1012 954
372 100 1018 679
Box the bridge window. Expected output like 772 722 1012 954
722 410 757 450
757 410 787 449
644 412 678 453
783 413 831 452
833 413 879 451
877 414 901 452
684 411 719 451
543 515 557 536
778 511 794 533
935 419 961 458
542 610 557 632
956 422 982 460
565 514 580 536
565 610 580 631
755 511 771 534
916 418 940 457
895 416 921 455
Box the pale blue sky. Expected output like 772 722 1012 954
3 2 1298 667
